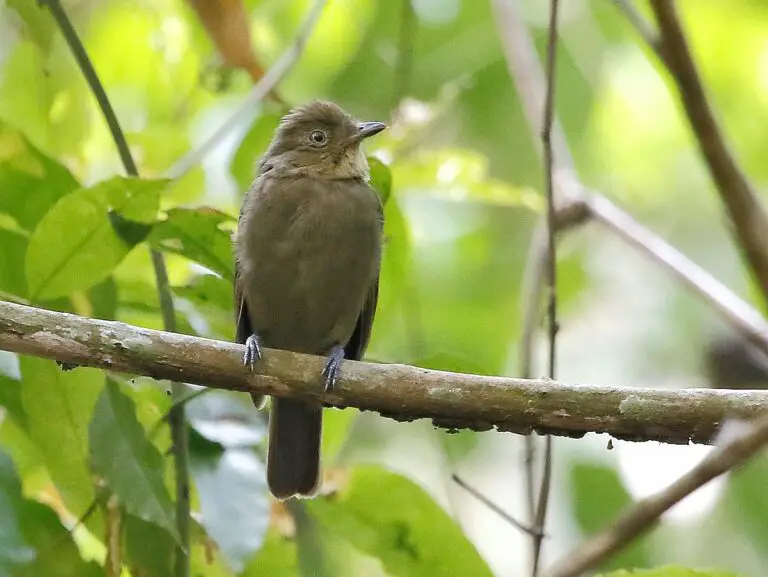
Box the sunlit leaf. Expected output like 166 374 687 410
89 379 180 542
19 356 102 516
0 41 91 157
307 466 493 577
149 207 236 281
0 122 79 232
25 177 164 300
240 529 299 577
189 432 269 572
392 148 541 209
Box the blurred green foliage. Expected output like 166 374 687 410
0 0 766 575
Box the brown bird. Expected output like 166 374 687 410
234 101 386 499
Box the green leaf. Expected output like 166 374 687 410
0 374 26 430
321 408 357 464
0 121 79 232
368 156 392 205
20 356 103 515
88 276 118 321
189 433 269 572
723 454 768 544
0 451 36 573
230 109 282 192
569 461 651 572
173 274 234 340
0 449 103 577
240 530 299 577
149 207 236 282
123 513 175 577
0 229 28 298
306 466 493 577
596 567 742 577
25 177 164 300
89 379 180 541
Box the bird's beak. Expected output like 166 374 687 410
351 121 387 144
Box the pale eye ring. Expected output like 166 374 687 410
309 130 328 146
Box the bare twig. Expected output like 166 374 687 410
163 0 328 180
452 474 542 537
42 3 190 573
491 0 768 357
543 414 768 577
530 2 562 575
609 0 665 62
649 0 768 301
4 300 768 444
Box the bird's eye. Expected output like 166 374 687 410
309 130 328 146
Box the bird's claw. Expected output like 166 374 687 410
243 334 262 370
321 345 345 394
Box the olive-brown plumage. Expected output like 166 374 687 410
234 101 385 499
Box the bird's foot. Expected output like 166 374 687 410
321 344 345 394
243 334 263 370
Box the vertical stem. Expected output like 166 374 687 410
42 2 190 575
532 1 561 575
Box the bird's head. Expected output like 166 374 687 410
260 100 386 180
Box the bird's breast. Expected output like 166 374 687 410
238 177 382 353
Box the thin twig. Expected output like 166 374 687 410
543 414 768 577
531 3 561 575
452 474 542 537
491 0 768 358
43 3 190 574
609 0 666 62
649 0 768 301
163 0 328 180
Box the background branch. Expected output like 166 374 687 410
491 0 768 356
543 414 768 577
649 0 768 301
2 300 768 445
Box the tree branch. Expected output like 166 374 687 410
491 0 768 358
543 413 768 577
649 0 768 301
2 300 768 445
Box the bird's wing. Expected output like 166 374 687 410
344 273 379 362
234 261 252 345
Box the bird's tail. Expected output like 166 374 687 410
267 398 322 499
